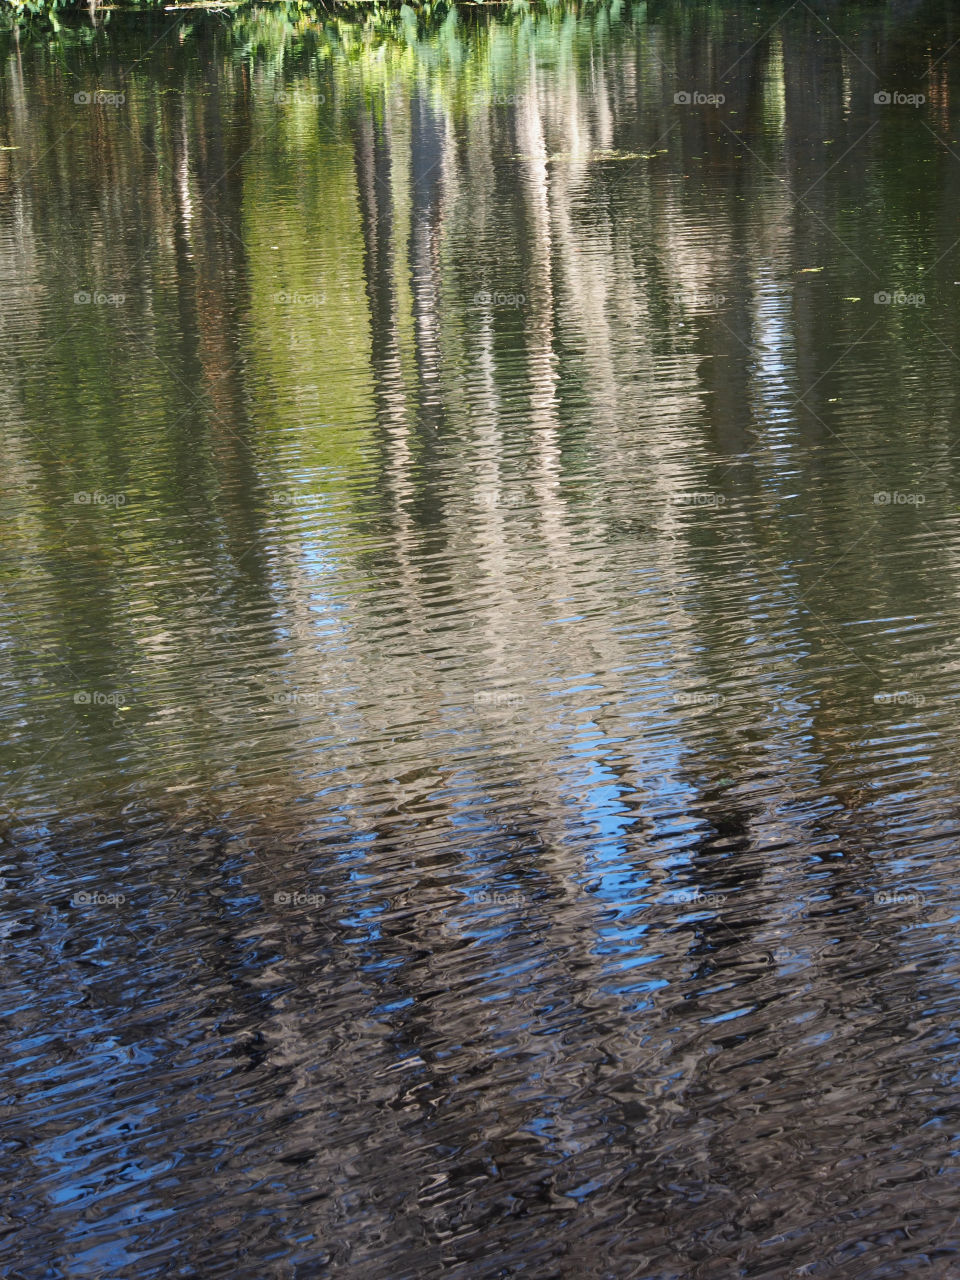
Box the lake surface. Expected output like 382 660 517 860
3 2 960 1275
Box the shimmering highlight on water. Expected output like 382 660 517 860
3 3 960 1276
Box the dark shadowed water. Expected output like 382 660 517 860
4 1 960 1275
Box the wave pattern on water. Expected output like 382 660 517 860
3 2 960 1276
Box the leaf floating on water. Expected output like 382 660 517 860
843 296 861 302
799 267 824 273
0 146 19 151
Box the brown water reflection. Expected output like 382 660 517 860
3 2 960 1276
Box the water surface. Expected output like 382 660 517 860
3 3 960 1275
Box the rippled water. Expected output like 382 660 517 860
4 2 960 1275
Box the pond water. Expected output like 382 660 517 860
3 2 960 1275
